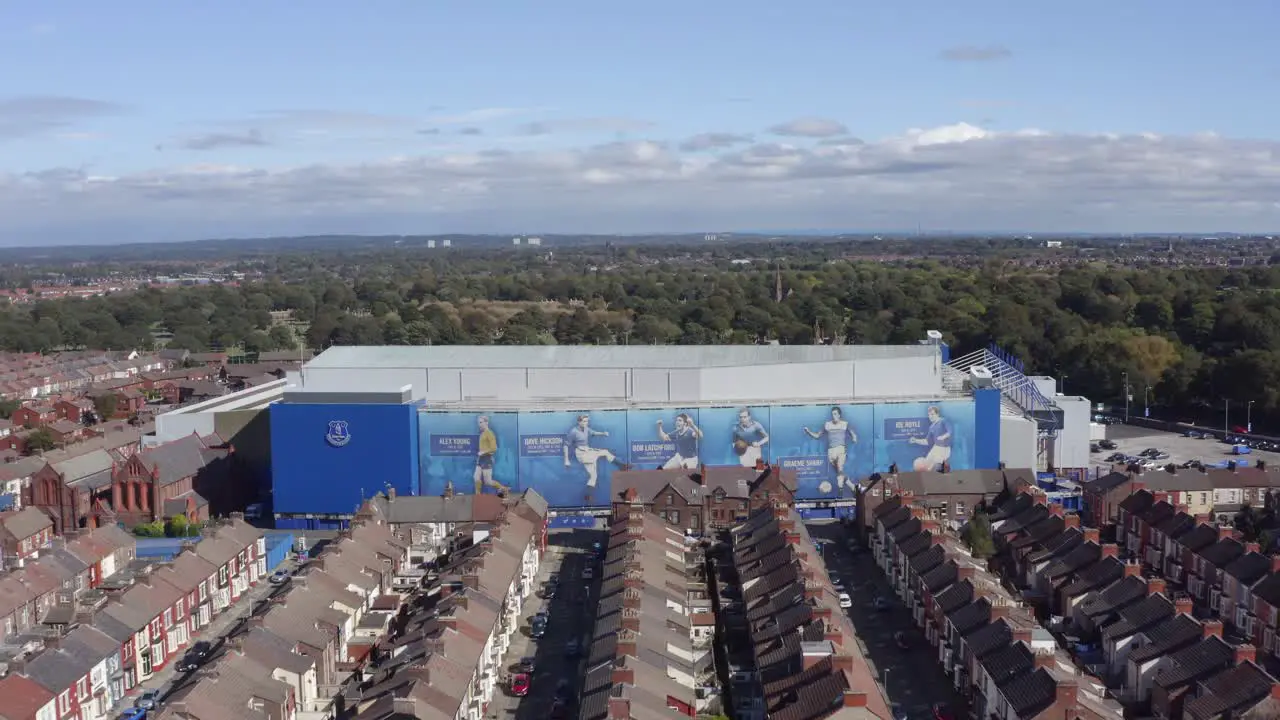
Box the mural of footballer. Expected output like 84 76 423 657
909 405 953 472
803 406 858 496
473 415 510 496
563 414 629 502
731 408 770 468
656 413 702 470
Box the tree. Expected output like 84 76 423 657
962 510 997 559
133 521 166 537
0 398 18 419
24 427 57 454
93 393 118 420
165 514 190 538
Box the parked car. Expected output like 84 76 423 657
872 596 891 612
530 614 548 638
894 631 910 649
1105 452 1127 463
511 673 531 697
838 592 852 609
268 569 291 584
565 638 580 657
518 656 536 673
1098 439 1117 449
117 708 148 720
135 690 162 711
582 566 594 580
1139 448 1162 458
1090 443 1102 454
551 700 570 720
933 703 955 720
543 583 557 599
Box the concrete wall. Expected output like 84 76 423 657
1052 396 1093 470
1000 415 1039 470
289 353 943 407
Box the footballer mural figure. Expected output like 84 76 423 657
910 405 953 472
656 413 702 470
731 408 770 468
473 415 510 495
803 406 858 496
563 414 629 502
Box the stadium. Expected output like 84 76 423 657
263 337 1092 528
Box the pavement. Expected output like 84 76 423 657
486 527 607 720
117 558 298 714
1093 424 1280 469
807 521 966 720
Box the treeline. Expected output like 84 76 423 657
2 249 1280 428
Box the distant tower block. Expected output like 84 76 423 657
427 240 437 249
527 237 542 246
513 237 522 245
442 239 452 248
705 233 719 242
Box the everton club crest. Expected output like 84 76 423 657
326 420 351 448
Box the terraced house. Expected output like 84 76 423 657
580 511 716 720
348 490 547 720
721 505 891 720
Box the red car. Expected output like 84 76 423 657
932 703 954 720
511 673 531 697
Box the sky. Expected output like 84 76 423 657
3 1 1280 246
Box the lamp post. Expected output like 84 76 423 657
1225 399 1230 440
1060 374 1068 395
1144 386 1152 419
1122 372 1130 423
1248 400 1255 434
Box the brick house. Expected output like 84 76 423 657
105 433 234 527
46 420 83 445
11 404 57 428
1081 472 1137 529
53 398 94 424
610 464 797 533
0 506 54 566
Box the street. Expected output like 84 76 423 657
486 527 606 720
120 558 298 713
807 521 967 720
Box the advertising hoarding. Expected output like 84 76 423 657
417 399 978 506
872 400 976 473
770 404 874 499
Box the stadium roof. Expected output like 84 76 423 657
306 344 936 370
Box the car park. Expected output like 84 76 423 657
511 673 531 697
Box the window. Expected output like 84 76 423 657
164 608 172 627
1200 493 1208 505
955 501 966 517
58 691 70 716
78 677 88 697
218 566 228 586
670 510 681 525
666 493 674 505
199 582 208 602
690 514 700 529
940 501 949 517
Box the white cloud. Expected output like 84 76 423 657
5 122 1280 243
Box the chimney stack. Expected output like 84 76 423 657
1147 578 1167 596
1175 596 1194 616
1246 543 1261 555
1054 680 1079 707
1201 620 1224 639
1100 544 1119 558
1123 561 1142 577
1272 555 1280 574
843 692 868 708
1034 652 1056 670
1236 644 1257 666
1082 528 1100 544
1063 514 1080 529
1152 491 1170 504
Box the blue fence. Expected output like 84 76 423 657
135 536 203 562
264 531 295 569
548 515 598 530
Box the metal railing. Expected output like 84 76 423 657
948 345 1063 434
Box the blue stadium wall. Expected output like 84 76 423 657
270 402 421 520
419 394 1003 508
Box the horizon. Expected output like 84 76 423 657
4 1 1280 245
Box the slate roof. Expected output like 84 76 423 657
997 667 1059 719
1225 551 1272 584
1251 572 1280 608
1128 614 1204 664
1197 538 1245 568
966 618 1014 659
1117 489 1154 515
1085 472 1130 494
1182 662 1277 720
1152 635 1235 689
989 493 1035 522
1026 527 1083 564
994 504 1049 536
935 580 975 615
1041 542 1102 582
1009 515 1064 550
1154 510 1196 538
949 597 993 635
1102 593 1174 641
0 505 52 540
1177 524 1220 554
1077 576 1149 620
921 560 958 593
133 433 230 487
980 640 1034 688
1059 557 1124 598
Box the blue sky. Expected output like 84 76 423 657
3 1 1280 245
